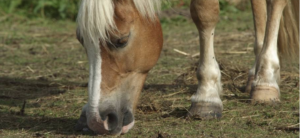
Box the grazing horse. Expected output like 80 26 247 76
75 0 299 135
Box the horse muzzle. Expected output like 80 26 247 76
86 107 135 135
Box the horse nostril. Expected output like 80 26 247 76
123 110 134 126
100 109 134 134
102 112 118 131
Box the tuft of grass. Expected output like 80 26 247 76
0 0 80 20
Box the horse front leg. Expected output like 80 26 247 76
187 0 222 119
251 0 288 103
246 0 267 93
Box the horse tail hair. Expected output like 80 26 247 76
76 0 161 46
277 0 299 60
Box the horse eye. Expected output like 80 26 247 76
109 33 130 49
115 35 129 48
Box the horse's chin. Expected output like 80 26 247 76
121 120 135 134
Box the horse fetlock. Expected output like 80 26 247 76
197 65 221 82
250 85 280 104
187 101 223 119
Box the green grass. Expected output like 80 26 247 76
0 2 299 138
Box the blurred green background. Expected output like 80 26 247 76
0 0 249 20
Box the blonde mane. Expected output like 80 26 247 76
77 0 161 46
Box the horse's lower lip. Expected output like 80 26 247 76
122 120 135 134
85 108 135 135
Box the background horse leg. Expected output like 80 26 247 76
246 0 267 93
251 0 288 103
187 0 222 119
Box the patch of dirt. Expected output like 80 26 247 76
138 95 173 113
151 131 171 138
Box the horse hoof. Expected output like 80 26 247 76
245 76 254 93
187 102 222 119
250 86 280 104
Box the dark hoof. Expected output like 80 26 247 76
187 102 222 120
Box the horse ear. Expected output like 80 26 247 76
76 27 84 45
